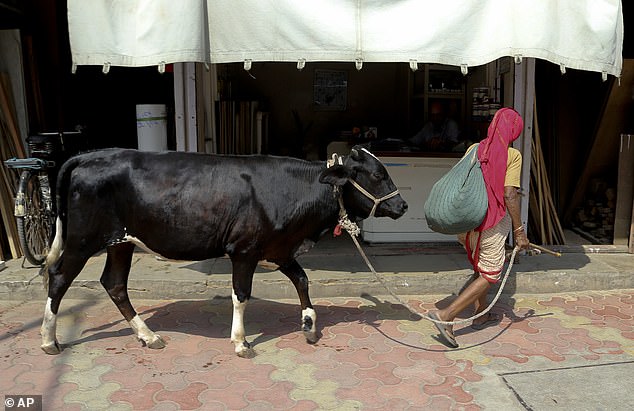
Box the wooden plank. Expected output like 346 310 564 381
530 92 566 245
0 173 20 258
173 63 187 151
185 62 198 152
614 133 634 244
630 197 634 253
0 74 25 158
0 72 24 259
514 58 535 235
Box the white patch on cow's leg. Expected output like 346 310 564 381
41 298 61 354
129 315 166 349
302 307 318 343
231 291 255 358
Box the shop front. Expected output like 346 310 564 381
51 1 631 244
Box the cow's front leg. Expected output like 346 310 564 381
230 258 257 358
279 260 318 343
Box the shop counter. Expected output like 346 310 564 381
361 153 461 243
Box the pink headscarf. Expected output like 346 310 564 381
476 108 524 232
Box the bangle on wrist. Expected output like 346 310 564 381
513 226 524 234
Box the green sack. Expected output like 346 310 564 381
424 144 488 234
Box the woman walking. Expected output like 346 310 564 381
429 107 531 348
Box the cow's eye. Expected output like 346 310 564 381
372 172 383 180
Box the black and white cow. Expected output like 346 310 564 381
40 146 407 357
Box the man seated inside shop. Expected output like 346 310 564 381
409 101 460 151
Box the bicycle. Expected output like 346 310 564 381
3 130 85 266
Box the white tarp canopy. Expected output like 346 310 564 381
67 0 624 77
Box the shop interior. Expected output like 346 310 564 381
213 61 510 160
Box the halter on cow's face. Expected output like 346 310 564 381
320 146 408 220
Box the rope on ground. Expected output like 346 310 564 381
346 230 520 327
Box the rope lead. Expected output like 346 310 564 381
339 202 519 326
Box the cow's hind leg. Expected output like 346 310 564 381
101 243 165 349
279 259 318 343
230 258 257 358
41 253 89 354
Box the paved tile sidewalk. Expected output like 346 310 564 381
1 291 633 410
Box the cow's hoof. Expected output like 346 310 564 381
234 340 255 358
303 330 319 344
147 335 166 349
41 340 62 355
236 347 256 359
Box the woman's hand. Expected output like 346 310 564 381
513 227 530 250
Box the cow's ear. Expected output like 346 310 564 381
350 148 361 161
319 165 351 186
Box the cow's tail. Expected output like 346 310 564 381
41 155 82 289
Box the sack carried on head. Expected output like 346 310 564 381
424 144 487 234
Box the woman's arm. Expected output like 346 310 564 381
504 186 530 249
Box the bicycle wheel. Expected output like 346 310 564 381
15 170 54 266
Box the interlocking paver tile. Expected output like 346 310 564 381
593 305 633 319
308 332 353 354
154 381 207 410
110 381 163 409
484 341 529 363
95 348 140 372
332 351 376 370
349 327 398 353
45 383 83 411
337 378 387 408
424 375 475 404
198 380 253 409
408 348 456 366
392 360 445 386
425 395 457 410
313 361 360 387
371 345 418 368
184 369 231 389
355 360 402 385
437 360 481 383
226 366 277 389
172 348 224 372
1 363 30 387
244 381 298 409
377 378 432 406
64 381 123 410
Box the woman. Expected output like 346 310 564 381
429 107 530 348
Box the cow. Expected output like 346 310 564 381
40 146 407 358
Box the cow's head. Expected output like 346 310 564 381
319 146 408 220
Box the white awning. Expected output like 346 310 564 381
67 0 624 77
